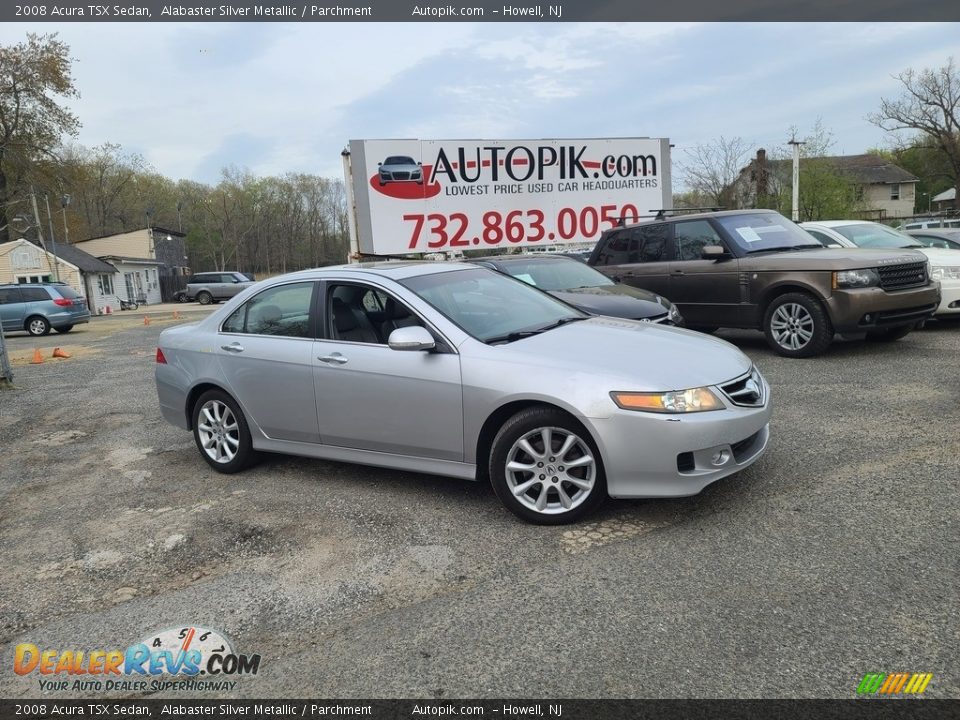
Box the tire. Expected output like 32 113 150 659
26 315 51 337
176 292 189 303
489 407 606 525
55 325 74 334
866 325 913 342
763 292 833 358
197 291 213 306
192 389 257 473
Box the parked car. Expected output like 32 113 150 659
588 209 940 357
897 218 960 231
0 283 91 336
185 272 255 305
377 156 423 185
904 229 960 251
800 220 959 318
156 263 771 524
469 254 684 325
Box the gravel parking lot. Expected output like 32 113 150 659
0 314 957 699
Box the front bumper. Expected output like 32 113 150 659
826 283 941 333
587 379 772 499
934 277 960 315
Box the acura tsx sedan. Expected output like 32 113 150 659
155 262 772 523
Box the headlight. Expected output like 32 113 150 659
931 265 960 281
610 387 724 413
833 269 880 289
667 304 682 323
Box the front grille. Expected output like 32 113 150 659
719 367 765 407
877 262 927 291
393 172 411 180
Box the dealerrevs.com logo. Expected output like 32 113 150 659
14 626 260 693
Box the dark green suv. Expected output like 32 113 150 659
588 210 940 357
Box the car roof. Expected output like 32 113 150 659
282 260 478 282
612 208 782 230
800 220 875 228
906 229 960 237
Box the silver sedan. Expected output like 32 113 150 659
155 262 772 524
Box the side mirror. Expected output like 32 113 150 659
417 161 422 166
701 245 729 260
378 162 382 166
388 325 435 352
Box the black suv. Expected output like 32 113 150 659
587 210 940 357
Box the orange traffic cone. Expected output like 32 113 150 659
52 347 71 359
31 349 43 364
143 315 151 326
172 311 180 320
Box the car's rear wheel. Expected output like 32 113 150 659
192 390 256 473
55 325 74 334
26 316 51 336
866 325 913 342
763 293 833 358
197 291 213 305
489 407 606 524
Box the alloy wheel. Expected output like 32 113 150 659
770 302 814 351
196 400 240 464
504 426 595 515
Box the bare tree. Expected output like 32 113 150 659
677 136 752 208
869 58 960 208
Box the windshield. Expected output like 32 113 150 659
716 212 822 253
401 267 585 344
384 156 416 165
832 223 922 249
494 257 613 291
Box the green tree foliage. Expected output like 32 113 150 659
0 33 80 242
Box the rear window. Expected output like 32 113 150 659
54 285 82 299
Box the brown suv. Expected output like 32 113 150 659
588 209 940 357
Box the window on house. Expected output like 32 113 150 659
890 183 900 201
15 275 52 284
97 274 114 295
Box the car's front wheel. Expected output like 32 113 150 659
763 292 833 358
192 389 257 473
489 407 606 524
26 315 51 336
196 291 213 305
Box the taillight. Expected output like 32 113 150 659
156 348 167 364
53 298 72 307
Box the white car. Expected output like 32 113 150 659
801 220 959 317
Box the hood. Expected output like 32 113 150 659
740 247 928 270
550 284 667 319
487 317 752 392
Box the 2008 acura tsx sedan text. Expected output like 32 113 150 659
155 262 772 524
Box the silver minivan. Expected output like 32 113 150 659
0 283 91 336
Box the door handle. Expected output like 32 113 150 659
318 353 348 365
672 269 685 275
221 342 244 353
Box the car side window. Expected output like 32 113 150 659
0 287 22 304
327 283 422 345
674 220 726 261
596 230 639 265
221 282 314 338
19 287 50 302
637 224 669 262
916 235 947 248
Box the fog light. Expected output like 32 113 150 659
710 450 730 466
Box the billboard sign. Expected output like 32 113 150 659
347 138 671 256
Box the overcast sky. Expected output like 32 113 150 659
2 22 958 187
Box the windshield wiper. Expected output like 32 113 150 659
485 316 585 345
746 244 820 254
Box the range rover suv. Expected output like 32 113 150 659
185 272 255 305
587 210 940 357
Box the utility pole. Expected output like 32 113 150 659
29 187 53 275
43 193 61 282
788 138 805 222
61 194 71 245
